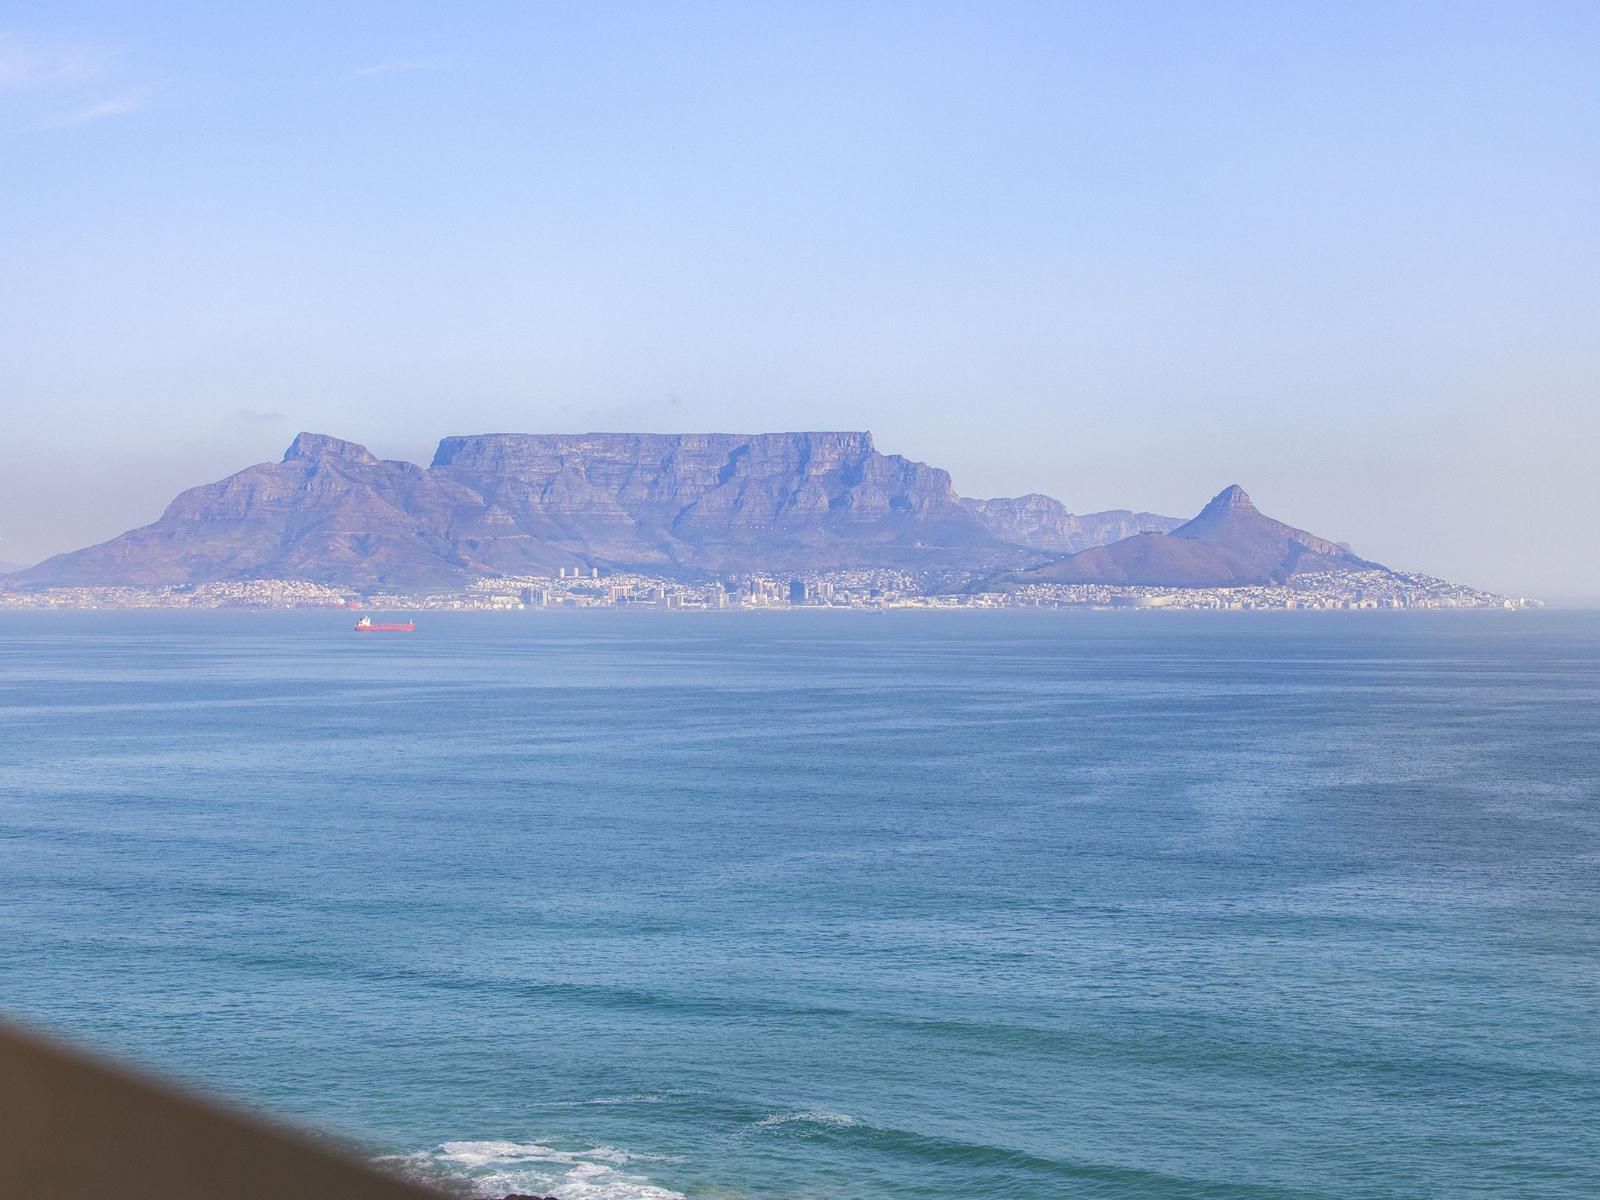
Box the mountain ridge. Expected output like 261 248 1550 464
959 494 1183 554
15 431 1194 588
990 483 1382 589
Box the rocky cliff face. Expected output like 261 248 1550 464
15 430 1201 587
25 431 1174 587
23 434 488 587
429 431 1007 573
960 494 1182 554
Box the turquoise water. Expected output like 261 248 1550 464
1 610 1596 1199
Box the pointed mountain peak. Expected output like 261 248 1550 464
1198 484 1256 517
282 433 379 465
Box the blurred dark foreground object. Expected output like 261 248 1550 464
0 1017 444 1200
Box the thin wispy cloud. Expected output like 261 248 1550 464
353 55 458 80
61 89 147 125
0 33 107 90
2 31 149 130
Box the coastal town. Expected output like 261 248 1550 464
0 566 1540 612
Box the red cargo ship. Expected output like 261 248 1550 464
354 616 415 632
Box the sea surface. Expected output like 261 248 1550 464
1 610 1596 1199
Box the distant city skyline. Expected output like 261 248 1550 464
2 3 1597 596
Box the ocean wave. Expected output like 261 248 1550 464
535 1092 669 1109
388 1140 686 1200
754 1109 860 1129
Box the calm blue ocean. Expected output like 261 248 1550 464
1 610 1596 1199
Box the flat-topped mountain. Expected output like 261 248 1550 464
16 431 1182 587
428 430 1001 574
993 484 1380 588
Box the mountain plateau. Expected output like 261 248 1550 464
15 431 1187 588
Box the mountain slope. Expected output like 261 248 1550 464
994 485 1381 587
19 434 488 587
17 433 1271 588
960 494 1181 553
429 431 1016 573
24 430 1145 586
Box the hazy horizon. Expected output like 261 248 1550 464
3 3 1597 595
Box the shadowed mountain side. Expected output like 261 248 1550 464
989 484 1383 588
17 431 1170 587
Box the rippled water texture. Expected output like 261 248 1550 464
1 610 1596 1199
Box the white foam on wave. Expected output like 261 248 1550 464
755 1109 860 1129
535 1092 668 1109
396 1139 687 1200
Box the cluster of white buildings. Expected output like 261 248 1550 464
1003 570 1539 611
364 568 951 611
0 579 354 610
2 567 1536 613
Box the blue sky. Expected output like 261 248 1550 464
2 2 1596 594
